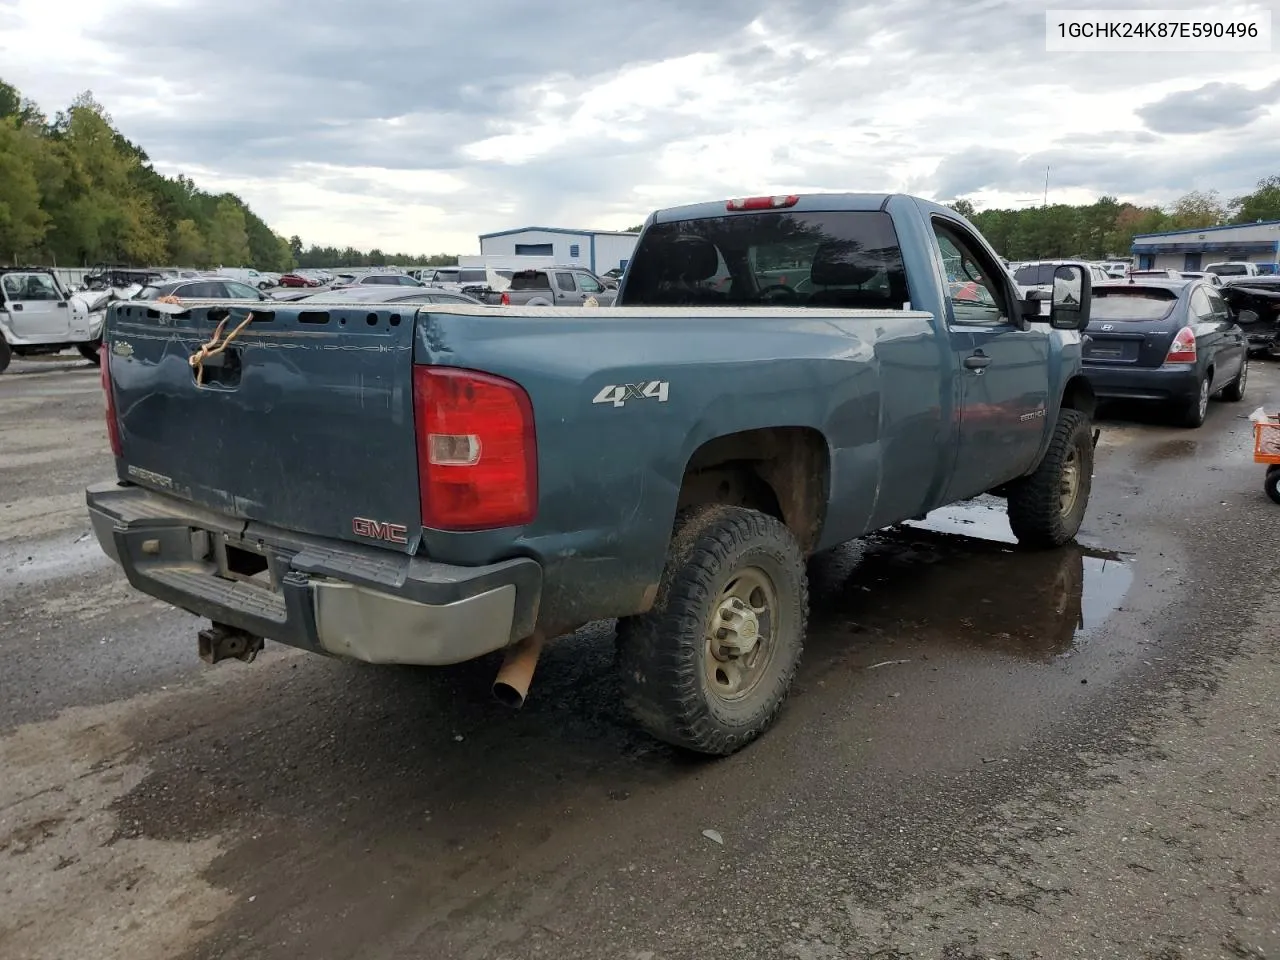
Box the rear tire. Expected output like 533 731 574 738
615 504 808 756
1221 358 1247 402
1005 408 1093 549
0 338 10 374
1177 373 1211 428
77 340 102 365
1266 466 1280 505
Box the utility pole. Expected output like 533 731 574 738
1043 166 1050 208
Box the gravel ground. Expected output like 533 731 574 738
1 350 1277 960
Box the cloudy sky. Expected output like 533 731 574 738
2 0 1278 254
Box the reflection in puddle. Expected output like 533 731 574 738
808 506 1133 660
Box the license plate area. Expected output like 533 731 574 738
206 533 282 591
1085 339 1138 362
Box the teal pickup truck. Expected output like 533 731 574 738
86 193 1096 755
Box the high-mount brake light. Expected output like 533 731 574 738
413 366 537 531
100 342 122 457
1166 327 1197 363
726 195 800 211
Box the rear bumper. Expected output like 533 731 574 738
86 482 542 666
1082 362 1200 403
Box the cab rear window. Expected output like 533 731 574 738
623 210 909 309
510 271 552 290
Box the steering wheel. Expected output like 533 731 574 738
757 283 798 301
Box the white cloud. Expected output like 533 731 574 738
2 0 1278 254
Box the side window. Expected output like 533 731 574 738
1189 287 1214 321
555 272 577 292
1206 288 1230 317
576 273 602 293
931 220 1008 325
230 281 261 298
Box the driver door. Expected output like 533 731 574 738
2 272 72 342
932 218 1050 502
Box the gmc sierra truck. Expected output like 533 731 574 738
86 193 1097 756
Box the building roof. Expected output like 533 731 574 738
1131 219 1280 241
478 226 640 241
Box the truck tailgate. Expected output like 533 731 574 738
106 299 422 553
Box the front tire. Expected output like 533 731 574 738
77 340 102 365
1006 408 1094 549
615 505 808 756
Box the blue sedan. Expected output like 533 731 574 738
1081 278 1248 428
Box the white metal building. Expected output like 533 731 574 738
477 227 640 274
1131 220 1280 272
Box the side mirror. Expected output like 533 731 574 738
1028 264 1091 330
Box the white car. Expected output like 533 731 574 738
1205 261 1261 278
216 267 277 290
0 269 110 373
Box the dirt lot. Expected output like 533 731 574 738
1 351 1278 960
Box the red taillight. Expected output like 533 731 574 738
413 366 537 531
100 342 122 457
726 195 799 211
500 291 510 306
1166 327 1197 363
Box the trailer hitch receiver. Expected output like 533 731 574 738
198 622 265 664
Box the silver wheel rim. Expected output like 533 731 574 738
705 566 779 701
1198 378 1209 418
1239 362 1248 394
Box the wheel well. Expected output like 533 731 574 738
675 427 830 553
1060 375 1097 421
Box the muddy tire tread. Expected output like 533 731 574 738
1005 408 1092 549
615 504 808 756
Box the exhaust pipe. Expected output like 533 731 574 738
492 632 545 708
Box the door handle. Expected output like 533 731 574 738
964 352 991 370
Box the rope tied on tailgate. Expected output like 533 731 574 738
189 310 255 385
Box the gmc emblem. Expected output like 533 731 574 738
352 517 409 544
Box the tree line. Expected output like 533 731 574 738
0 79 460 272
948 178 1280 261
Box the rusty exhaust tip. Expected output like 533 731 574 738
492 632 544 709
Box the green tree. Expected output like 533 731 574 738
170 218 208 266
947 198 976 218
1230 176 1280 223
207 196 251 265
1167 189 1226 230
0 119 50 261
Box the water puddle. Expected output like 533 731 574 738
809 502 1133 660
1140 437 1199 464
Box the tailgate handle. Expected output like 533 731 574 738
964 352 990 370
